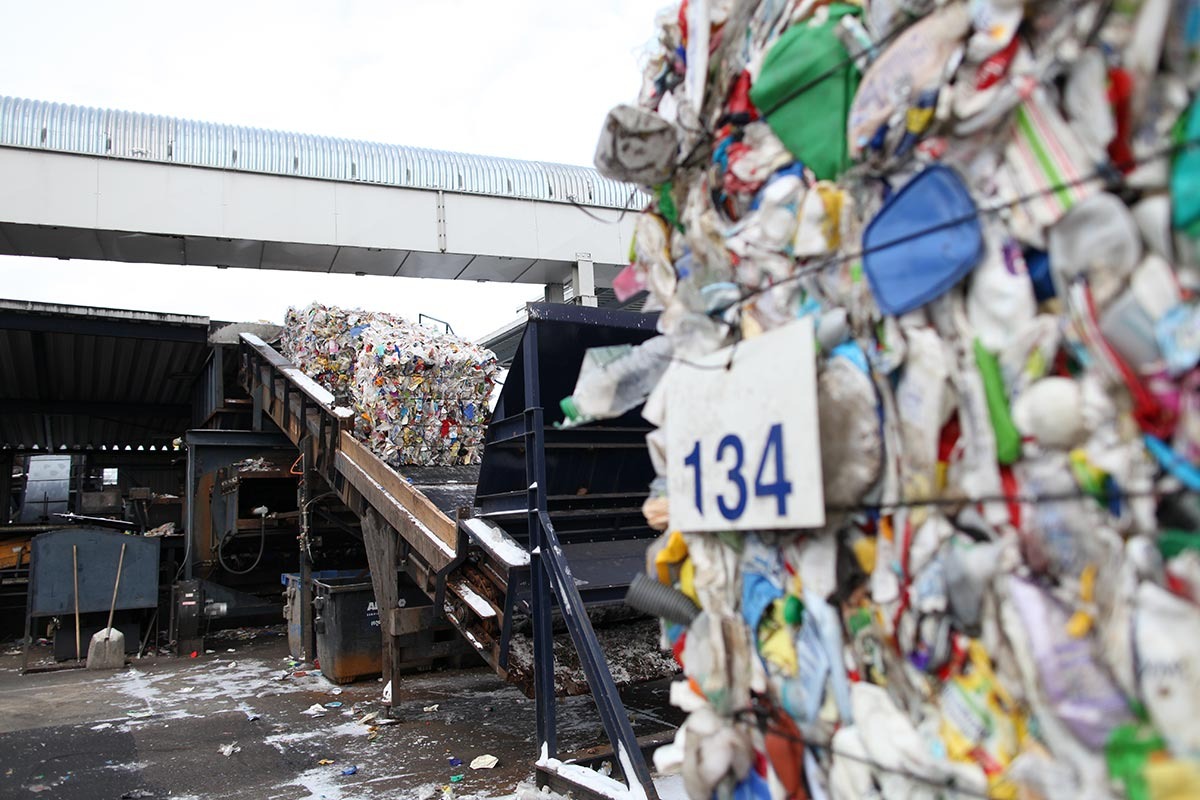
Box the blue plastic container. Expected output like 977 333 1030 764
862 165 985 316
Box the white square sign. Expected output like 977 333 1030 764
666 318 825 532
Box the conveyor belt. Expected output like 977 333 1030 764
402 465 478 519
237 322 666 662
238 304 668 800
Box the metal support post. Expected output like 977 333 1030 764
519 308 658 800
537 510 658 799
522 321 557 757
544 282 566 304
0 450 12 525
184 440 195 581
298 435 316 663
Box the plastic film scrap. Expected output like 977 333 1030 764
281 303 497 467
585 0 1200 797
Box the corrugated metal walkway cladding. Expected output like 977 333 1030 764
0 96 644 210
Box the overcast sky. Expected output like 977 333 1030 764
0 0 665 339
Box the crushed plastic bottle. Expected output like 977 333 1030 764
559 336 673 426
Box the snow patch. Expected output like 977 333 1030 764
110 658 322 712
618 743 649 800
263 729 323 752
542 758 633 800
535 744 664 800
453 581 497 618
464 518 530 567
277 765 357 800
325 720 375 738
652 774 688 800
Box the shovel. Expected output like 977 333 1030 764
87 541 126 670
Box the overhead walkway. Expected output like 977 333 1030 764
0 96 644 300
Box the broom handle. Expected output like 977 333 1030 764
106 542 127 637
73 545 81 660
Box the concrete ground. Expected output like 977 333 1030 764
0 627 682 800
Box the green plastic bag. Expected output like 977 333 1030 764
749 5 862 181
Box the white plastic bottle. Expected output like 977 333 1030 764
560 336 673 425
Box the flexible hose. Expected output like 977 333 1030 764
624 572 700 626
217 515 267 575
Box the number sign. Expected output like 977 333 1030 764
666 318 825 531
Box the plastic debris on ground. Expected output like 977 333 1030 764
586 0 1200 798
448 754 466 786
470 755 499 770
280 302 498 467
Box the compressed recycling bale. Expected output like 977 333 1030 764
594 1 1200 798
281 303 497 467
352 319 495 467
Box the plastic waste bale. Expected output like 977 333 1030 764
353 320 496 467
587 0 1200 797
281 303 497 466
280 303 409 399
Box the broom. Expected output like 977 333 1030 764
87 541 126 670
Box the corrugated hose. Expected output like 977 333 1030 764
624 572 700 626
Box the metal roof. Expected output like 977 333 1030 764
0 95 645 210
0 299 211 451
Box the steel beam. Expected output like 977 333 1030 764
523 321 557 756
0 400 192 417
0 310 208 343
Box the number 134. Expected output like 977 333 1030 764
681 423 793 521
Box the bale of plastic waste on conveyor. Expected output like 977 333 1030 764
281 303 498 467
584 1 1200 798
281 304 373 399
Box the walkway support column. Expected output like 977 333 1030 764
572 254 597 307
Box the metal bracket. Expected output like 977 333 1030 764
437 191 447 252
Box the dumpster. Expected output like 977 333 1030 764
282 569 366 660
312 574 433 684
313 576 380 684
